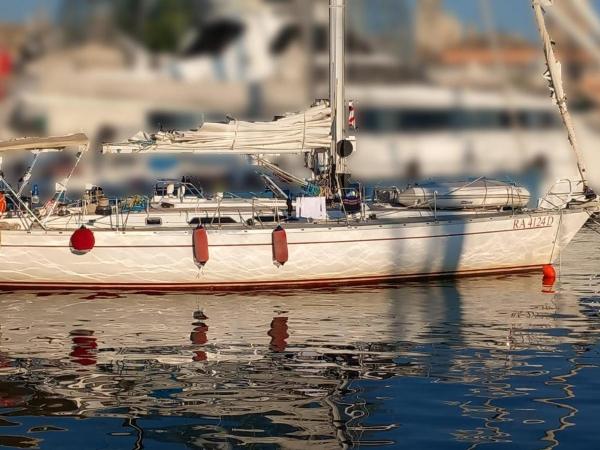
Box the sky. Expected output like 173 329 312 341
0 0 61 22
423 0 600 42
444 0 539 40
1 0 600 43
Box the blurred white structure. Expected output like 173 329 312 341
347 84 600 193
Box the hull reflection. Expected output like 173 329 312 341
1 261 600 448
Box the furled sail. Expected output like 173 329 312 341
0 133 88 153
532 0 589 187
102 103 332 155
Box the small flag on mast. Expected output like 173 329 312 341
348 101 356 129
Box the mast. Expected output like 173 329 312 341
532 0 589 188
329 0 348 188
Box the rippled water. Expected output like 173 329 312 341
2 225 600 449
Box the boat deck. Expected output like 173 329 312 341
49 208 587 233
2 203 594 234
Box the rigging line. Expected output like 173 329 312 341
0 177 46 230
546 1 600 65
549 209 563 263
43 144 88 224
16 152 40 197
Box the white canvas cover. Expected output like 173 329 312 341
0 133 88 153
102 103 332 155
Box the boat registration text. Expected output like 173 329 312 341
513 216 555 230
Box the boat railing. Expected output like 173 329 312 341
183 194 287 229
0 178 60 231
540 178 588 210
90 193 288 230
3 188 364 231
182 182 204 198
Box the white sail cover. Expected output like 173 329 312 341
103 103 332 155
0 133 88 153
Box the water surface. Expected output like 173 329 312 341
2 225 600 449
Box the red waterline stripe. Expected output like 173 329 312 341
1 226 552 249
0 264 546 292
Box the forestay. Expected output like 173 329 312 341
532 0 589 186
102 103 332 155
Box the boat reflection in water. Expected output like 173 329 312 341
1 229 600 449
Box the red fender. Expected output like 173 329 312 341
70 226 95 254
272 225 289 266
0 192 6 216
193 226 209 266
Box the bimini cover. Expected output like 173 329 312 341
102 103 332 155
0 133 89 153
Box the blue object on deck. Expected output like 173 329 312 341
303 183 321 197
121 197 148 213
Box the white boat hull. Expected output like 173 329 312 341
0 209 589 289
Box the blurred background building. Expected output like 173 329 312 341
2 0 600 195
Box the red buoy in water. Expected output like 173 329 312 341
543 264 556 285
272 225 289 266
70 226 95 254
193 226 209 267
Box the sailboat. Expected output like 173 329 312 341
0 0 596 290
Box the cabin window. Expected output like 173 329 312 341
358 108 561 132
398 110 453 130
189 217 237 225
359 109 454 132
253 215 285 223
146 217 162 226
